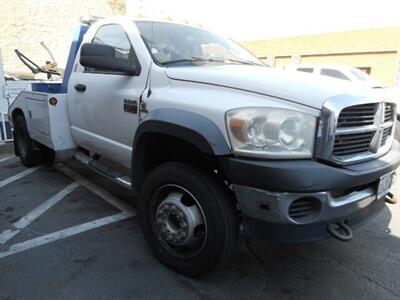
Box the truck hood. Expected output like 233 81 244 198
165 65 373 109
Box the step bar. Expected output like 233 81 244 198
74 151 132 189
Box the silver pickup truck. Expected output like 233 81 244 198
9 17 400 277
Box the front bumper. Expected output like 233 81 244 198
239 196 386 243
220 140 400 243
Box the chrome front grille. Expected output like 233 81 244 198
315 99 397 165
333 131 374 156
337 103 377 128
381 127 392 146
384 103 394 122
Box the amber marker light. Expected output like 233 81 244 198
229 118 246 142
49 97 58 106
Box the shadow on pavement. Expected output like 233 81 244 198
193 205 400 300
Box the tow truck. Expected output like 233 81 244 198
8 16 400 277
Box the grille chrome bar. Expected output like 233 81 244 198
381 121 394 129
336 124 377 135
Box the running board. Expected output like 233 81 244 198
74 152 132 189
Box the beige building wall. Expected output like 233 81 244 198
300 52 399 85
242 27 400 86
0 0 125 76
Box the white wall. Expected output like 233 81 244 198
0 0 125 76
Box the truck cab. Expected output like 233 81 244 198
8 17 400 277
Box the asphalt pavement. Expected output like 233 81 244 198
0 150 399 300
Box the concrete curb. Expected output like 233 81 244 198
0 142 14 155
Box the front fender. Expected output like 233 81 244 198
134 108 231 155
131 108 231 187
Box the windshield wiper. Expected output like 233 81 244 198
224 58 262 66
161 59 197 66
191 56 226 63
161 57 225 66
161 56 262 66
192 56 260 65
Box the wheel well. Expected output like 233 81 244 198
11 108 25 123
132 133 228 190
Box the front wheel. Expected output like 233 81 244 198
138 162 239 277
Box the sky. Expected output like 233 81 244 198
127 0 400 41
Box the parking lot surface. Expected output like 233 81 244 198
0 152 399 300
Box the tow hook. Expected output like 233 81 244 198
385 192 397 205
327 221 353 242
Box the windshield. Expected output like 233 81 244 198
135 21 263 66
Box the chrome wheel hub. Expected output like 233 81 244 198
155 191 204 247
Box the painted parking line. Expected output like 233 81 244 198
0 155 14 164
0 166 41 189
0 211 135 259
0 182 80 244
0 163 137 259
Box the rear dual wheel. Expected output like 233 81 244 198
138 162 239 277
14 115 55 167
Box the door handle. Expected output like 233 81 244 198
74 84 86 92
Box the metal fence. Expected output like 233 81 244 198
0 113 13 143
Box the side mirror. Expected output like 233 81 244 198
79 43 140 75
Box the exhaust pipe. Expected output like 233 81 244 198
327 221 353 242
385 192 397 204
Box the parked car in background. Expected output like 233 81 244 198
289 64 385 88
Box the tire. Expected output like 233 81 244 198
138 162 239 277
14 115 54 167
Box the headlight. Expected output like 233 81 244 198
226 107 316 158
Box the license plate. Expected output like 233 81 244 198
377 172 395 198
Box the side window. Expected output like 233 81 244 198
320 69 350 80
297 68 314 73
86 24 137 73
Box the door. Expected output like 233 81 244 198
68 23 148 168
